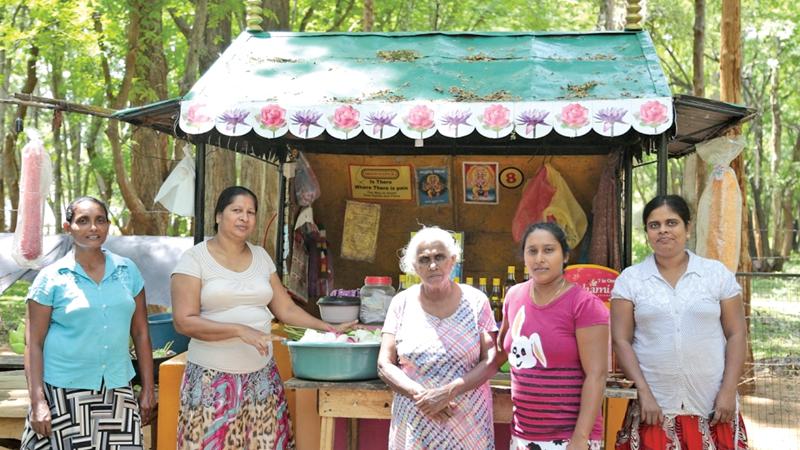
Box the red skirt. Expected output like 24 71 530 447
615 400 748 450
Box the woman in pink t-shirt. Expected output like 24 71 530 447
498 222 609 450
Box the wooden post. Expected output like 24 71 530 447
193 142 205 245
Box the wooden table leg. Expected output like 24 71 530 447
319 416 335 450
347 418 358 450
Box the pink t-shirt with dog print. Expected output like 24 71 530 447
502 280 609 442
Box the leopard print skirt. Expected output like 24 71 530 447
177 360 295 450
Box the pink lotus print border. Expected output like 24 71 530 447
179 98 673 141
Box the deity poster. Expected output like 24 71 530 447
462 161 498 204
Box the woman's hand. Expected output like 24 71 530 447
413 385 455 418
711 387 737 426
30 398 52 437
325 320 359 334
138 384 156 426
237 325 274 356
566 439 589 450
638 390 664 426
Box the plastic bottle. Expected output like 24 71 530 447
466 276 474 288
453 276 460 284
523 266 530 281
503 265 516 298
359 276 396 324
490 278 502 322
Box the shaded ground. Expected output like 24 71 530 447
741 371 800 450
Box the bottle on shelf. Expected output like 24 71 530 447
478 277 488 295
397 274 406 293
318 236 330 297
503 265 516 298
490 278 503 322
453 276 460 285
466 276 474 288
523 266 530 281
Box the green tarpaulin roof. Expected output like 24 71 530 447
114 31 753 155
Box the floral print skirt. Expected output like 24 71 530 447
615 400 748 450
177 360 295 450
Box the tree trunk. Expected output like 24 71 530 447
363 0 374 31
0 44 10 230
129 0 170 235
96 2 148 234
720 0 754 394
50 57 65 228
2 44 39 233
263 0 290 31
767 61 783 258
204 149 236 236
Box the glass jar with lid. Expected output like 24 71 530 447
359 276 396 324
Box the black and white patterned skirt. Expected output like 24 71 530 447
21 381 143 450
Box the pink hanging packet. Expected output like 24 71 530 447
12 131 52 268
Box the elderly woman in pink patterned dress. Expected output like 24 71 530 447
378 226 499 449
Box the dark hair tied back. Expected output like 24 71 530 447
642 194 691 227
519 221 570 262
65 196 109 224
213 186 258 233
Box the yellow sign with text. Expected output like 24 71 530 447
349 164 413 201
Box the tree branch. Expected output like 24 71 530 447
167 7 192 39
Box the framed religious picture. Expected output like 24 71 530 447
416 166 450 206
462 161 499 204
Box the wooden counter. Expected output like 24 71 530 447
285 376 636 450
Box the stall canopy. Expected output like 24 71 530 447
114 31 752 157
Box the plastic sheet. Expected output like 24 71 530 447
155 146 195 216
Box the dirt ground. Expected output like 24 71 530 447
741 373 800 450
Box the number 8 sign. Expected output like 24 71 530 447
499 167 524 189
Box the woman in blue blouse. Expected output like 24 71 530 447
21 197 154 450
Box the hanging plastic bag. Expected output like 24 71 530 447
511 166 556 242
695 136 744 272
12 130 52 269
512 163 587 249
155 146 195 216
294 151 321 206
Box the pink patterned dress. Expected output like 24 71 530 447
382 284 498 450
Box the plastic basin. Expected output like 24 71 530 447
147 313 190 354
284 340 380 381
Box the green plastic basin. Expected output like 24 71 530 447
284 340 380 381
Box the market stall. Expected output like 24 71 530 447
114 29 754 450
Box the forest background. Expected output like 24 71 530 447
0 0 798 269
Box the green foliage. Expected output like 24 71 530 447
0 281 30 346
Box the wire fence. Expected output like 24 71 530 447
738 272 800 450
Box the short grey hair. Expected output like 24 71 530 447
399 226 462 276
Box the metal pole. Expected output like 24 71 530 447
624 148 633 268
657 133 668 195
275 151 287 278
193 142 206 245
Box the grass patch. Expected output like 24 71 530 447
0 280 29 344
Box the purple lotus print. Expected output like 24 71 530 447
217 109 250 133
365 111 398 139
291 110 324 138
517 109 550 138
440 110 472 137
594 107 627 136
